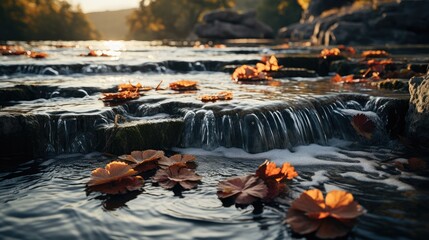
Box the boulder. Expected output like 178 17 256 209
195 10 274 39
278 0 429 45
406 72 429 148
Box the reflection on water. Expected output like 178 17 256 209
0 141 428 239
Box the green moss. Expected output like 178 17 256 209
98 119 184 155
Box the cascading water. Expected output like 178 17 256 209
180 95 378 153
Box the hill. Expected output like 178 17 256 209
87 8 135 40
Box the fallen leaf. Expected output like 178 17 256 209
119 150 166 173
169 80 198 91
153 163 202 190
331 74 361 83
88 161 138 187
362 50 389 58
118 82 151 92
285 189 365 239
257 55 283 72
28 51 48 59
232 65 269 82
100 90 140 103
158 154 197 169
351 114 376 140
256 160 298 182
217 175 268 205
201 91 233 102
88 176 144 195
255 160 297 200
320 48 341 58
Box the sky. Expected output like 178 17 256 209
67 0 141 13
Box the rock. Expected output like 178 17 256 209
266 68 318 78
97 119 184 155
406 73 429 148
203 9 244 24
278 0 429 45
195 10 274 39
373 79 409 91
41 67 58 76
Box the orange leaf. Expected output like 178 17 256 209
231 65 269 82
88 161 137 187
362 50 389 58
100 91 140 102
286 189 365 238
169 80 198 91
201 91 233 102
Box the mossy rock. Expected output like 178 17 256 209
373 79 409 91
97 118 184 155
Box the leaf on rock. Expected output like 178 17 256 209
320 48 341 58
118 82 152 92
285 189 365 239
201 91 233 102
158 154 197 169
257 55 282 72
351 114 376 140
362 50 389 58
169 80 198 91
217 175 268 205
100 91 140 103
88 161 138 187
153 163 202 190
231 65 269 82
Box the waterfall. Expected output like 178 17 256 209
180 95 373 153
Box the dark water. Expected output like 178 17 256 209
1 41 428 239
1 143 428 239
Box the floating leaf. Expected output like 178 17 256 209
351 114 376 140
169 80 198 91
158 154 197 169
88 176 144 195
88 161 138 187
331 74 364 84
217 175 268 205
285 189 365 239
100 90 140 103
119 150 165 173
153 163 202 190
255 160 297 200
362 50 389 58
201 91 233 102
232 65 269 82
256 160 298 182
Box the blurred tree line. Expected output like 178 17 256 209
0 0 99 41
127 0 304 40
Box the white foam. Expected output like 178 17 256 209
174 139 415 191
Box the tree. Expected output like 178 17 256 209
127 0 235 40
0 0 99 41
256 0 302 32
